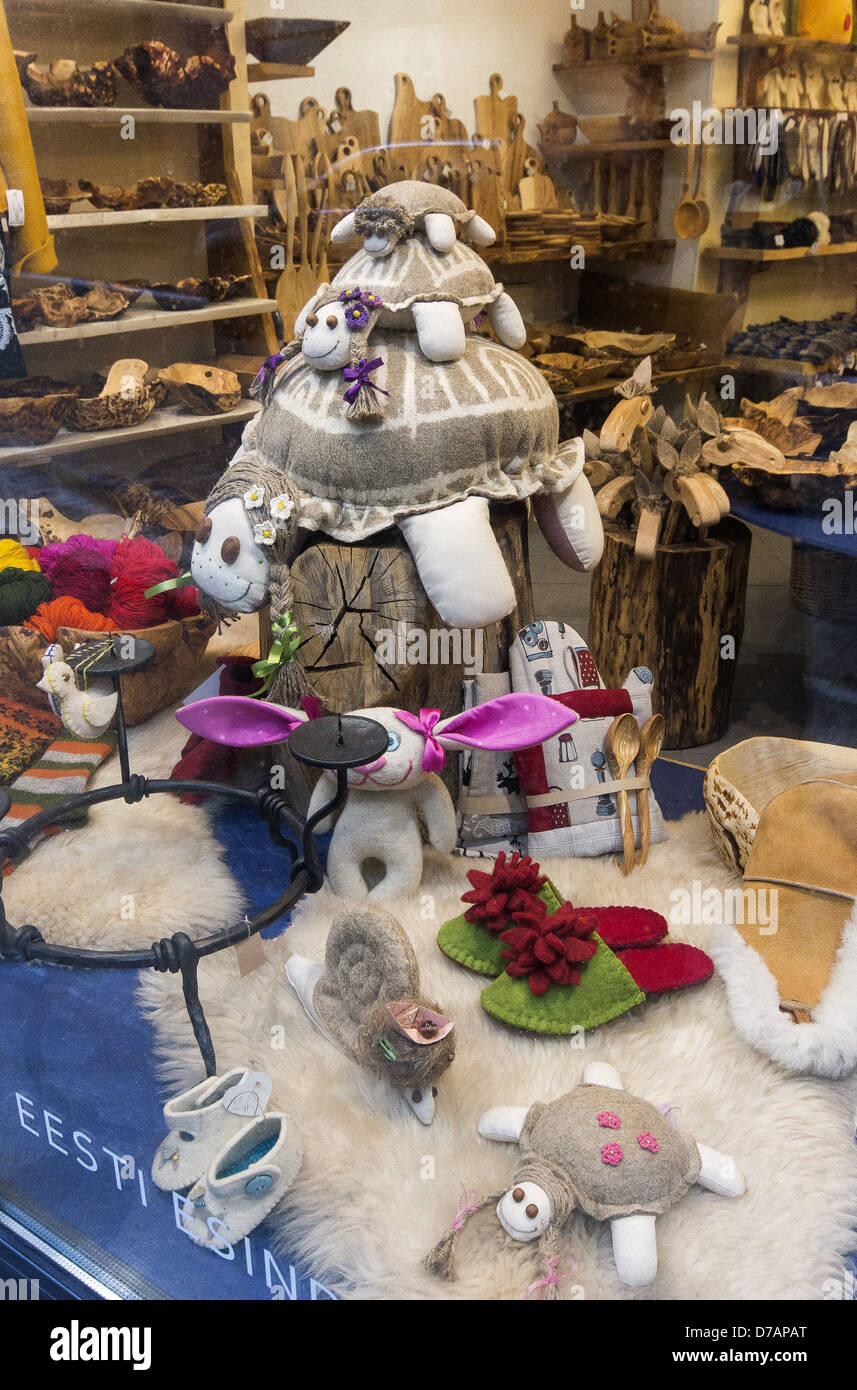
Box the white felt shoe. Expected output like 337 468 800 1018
152 1068 251 1191
180 1113 303 1249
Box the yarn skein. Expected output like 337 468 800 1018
0 569 51 625
37 534 117 581
25 597 118 643
48 549 113 614
0 538 42 574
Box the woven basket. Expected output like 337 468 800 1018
704 736 857 873
790 543 857 622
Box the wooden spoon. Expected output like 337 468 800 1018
604 713 641 876
635 714 665 866
673 141 705 239
692 141 710 234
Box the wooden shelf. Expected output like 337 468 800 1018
26 107 251 125
247 63 315 83
554 48 716 72
18 297 277 345
1 400 260 466
550 361 723 405
706 240 857 262
487 238 675 266
548 139 676 157
47 204 267 230
722 353 834 378
726 33 856 53
7 0 234 19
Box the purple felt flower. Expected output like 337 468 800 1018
343 301 370 330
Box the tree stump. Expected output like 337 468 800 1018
588 518 752 749
288 501 534 803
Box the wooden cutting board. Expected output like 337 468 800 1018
390 72 438 175
474 73 518 145
274 156 301 340
468 159 505 238
330 87 381 164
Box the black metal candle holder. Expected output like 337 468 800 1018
0 637 388 1077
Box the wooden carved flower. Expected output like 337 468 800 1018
499 902 599 996
461 851 547 934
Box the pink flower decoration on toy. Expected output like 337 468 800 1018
601 1142 623 1166
597 1112 621 1130
637 1132 659 1154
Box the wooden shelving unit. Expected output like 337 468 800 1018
707 241 857 263
726 32 856 53
9 0 235 20
17 297 276 345
553 47 716 73
26 107 251 125
247 63 314 84
47 203 267 230
1 399 260 464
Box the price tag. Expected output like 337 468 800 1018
6 190 24 227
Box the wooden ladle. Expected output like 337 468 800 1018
604 713 641 876
673 141 706 239
635 714 665 866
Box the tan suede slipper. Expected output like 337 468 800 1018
711 775 857 1078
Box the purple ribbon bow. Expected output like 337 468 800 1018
395 707 444 773
342 357 389 405
258 351 285 384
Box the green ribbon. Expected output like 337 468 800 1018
144 571 194 600
377 1036 398 1063
249 612 302 697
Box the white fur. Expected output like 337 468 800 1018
710 902 857 1078
138 810 857 1300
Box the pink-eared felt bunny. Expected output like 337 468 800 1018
176 694 577 901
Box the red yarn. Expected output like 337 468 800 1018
110 534 167 581
168 583 200 619
110 560 176 627
25 596 118 643
49 549 113 614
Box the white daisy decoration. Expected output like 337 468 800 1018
254 521 277 546
244 486 264 510
270 493 294 524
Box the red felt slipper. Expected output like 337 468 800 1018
584 906 668 951
615 943 714 995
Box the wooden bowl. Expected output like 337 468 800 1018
0 394 73 446
244 18 350 66
704 737 857 873
158 363 242 415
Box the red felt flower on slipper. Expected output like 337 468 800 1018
499 902 599 996
461 851 547 934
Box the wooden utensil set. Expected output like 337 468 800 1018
603 712 665 876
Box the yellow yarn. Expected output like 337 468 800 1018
0 538 40 573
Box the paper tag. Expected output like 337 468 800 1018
6 190 25 227
222 1071 272 1117
235 930 266 977
774 233 785 247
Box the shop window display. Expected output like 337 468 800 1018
0 0 855 1329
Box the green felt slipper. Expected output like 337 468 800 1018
479 933 646 1035
437 879 565 977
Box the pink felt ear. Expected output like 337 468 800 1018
435 693 576 751
176 696 306 747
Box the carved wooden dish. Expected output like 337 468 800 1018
157 363 242 415
0 395 74 446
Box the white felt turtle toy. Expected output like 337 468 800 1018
425 1062 745 1292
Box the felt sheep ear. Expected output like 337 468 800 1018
175 696 307 747
330 212 357 245
424 212 457 252
434 693 576 752
464 214 497 247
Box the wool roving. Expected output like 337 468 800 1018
0 568 51 625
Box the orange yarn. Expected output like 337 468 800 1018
25 596 119 643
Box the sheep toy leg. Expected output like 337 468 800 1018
487 292 526 349
695 1144 746 1198
610 1213 659 1287
399 497 516 627
326 817 426 901
533 441 604 572
411 301 466 362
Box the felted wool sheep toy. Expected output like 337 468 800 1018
175 692 578 901
286 905 456 1124
425 1061 745 1293
325 180 524 362
36 641 117 739
230 306 603 629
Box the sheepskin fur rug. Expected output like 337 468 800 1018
138 810 857 1302
3 706 244 951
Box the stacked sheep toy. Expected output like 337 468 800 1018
190 180 604 633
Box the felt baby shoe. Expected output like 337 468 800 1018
181 1112 302 1249
152 1068 252 1191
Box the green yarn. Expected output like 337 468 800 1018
0 568 51 625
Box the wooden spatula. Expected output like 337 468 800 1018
294 157 318 312
274 156 300 340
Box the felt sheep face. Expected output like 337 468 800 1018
300 300 355 371
190 497 271 613
496 1182 552 1242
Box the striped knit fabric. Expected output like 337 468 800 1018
1 732 116 875
0 696 62 784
